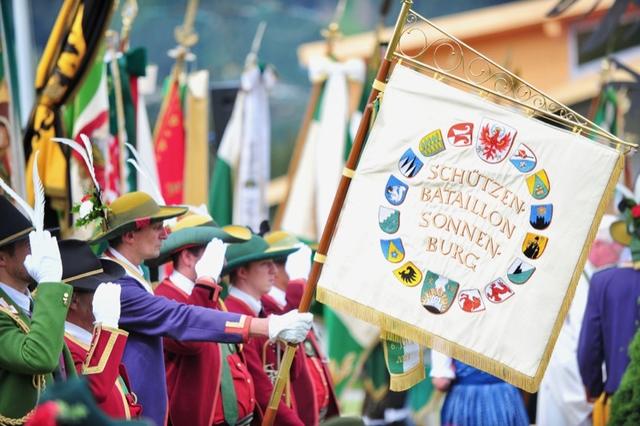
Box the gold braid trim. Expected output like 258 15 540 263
0 409 34 425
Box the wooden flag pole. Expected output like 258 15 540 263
260 2 413 425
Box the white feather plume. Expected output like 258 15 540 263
51 137 101 192
32 151 45 232
79 134 94 172
0 177 34 223
125 143 165 204
127 158 166 205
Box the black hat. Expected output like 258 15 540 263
0 195 33 249
59 239 125 291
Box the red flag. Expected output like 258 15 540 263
154 81 185 204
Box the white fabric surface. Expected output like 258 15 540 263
318 64 621 382
233 64 275 231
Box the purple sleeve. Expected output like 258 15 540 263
577 274 605 398
117 278 247 343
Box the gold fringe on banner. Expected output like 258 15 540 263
382 337 426 391
319 152 624 392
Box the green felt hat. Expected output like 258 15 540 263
146 214 252 267
221 235 299 276
89 192 187 244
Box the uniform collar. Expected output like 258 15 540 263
105 246 153 294
229 285 262 316
0 282 32 315
267 286 286 308
64 321 92 346
170 270 195 296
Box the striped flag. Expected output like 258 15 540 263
209 64 275 230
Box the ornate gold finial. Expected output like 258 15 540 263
321 0 347 56
174 0 200 51
119 0 138 50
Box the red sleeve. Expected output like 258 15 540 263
81 326 128 404
242 339 304 426
160 278 246 355
284 280 305 312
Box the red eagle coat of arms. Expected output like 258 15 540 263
475 118 517 164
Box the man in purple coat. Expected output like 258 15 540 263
578 196 640 419
89 192 313 426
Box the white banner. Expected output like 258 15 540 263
317 64 623 391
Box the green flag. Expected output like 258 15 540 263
593 86 618 135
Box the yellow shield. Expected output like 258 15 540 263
393 261 423 287
419 129 446 157
522 232 548 259
526 169 550 199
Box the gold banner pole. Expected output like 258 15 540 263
260 2 414 425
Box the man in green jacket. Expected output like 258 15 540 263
0 195 74 425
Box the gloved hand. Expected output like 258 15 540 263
195 238 226 280
23 231 63 283
268 309 313 343
92 282 121 329
285 244 312 281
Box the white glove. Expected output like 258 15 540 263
23 231 63 284
285 244 312 281
195 238 226 281
92 282 121 329
268 309 313 344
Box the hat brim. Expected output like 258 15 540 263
0 226 34 249
89 206 188 244
64 259 125 291
146 226 250 268
221 247 299 276
610 220 631 246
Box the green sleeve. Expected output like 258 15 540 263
0 282 72 375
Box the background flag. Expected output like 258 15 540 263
154 79 185 205
209 64 275 230
183 69 209 206
276 56 364 240
24 0 114 214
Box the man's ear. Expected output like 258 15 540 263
0 251 8 268
69 292 82 312
236 265 249 281
121 230 136 245
179 249 193 268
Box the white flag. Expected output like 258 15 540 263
317 64 623 391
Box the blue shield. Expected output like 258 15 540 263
380 238 405 263
398 148 424 178
529 204 553 230
385 175 409 206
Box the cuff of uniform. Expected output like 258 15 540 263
195 276 222 302
224 314 251 342
83 325 129 375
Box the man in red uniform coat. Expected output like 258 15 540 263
263 231 340 425
59 239 142 419
222 235 309 426
149 214 257 426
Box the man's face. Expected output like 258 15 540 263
131 222 168 260
272 261 289 290
68 291 96 331
243 260 276 296
0 239 34 286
